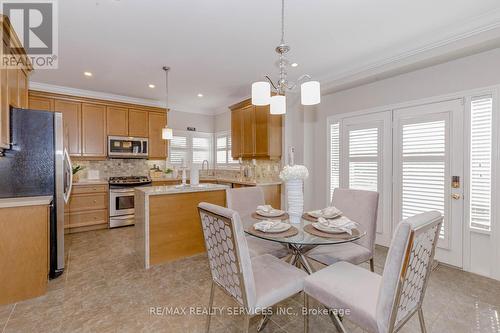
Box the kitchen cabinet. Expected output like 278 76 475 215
54 99 81 155
106 106 128 136
0 203 49 305
148 112 167 159
229 98 282 159
66 183 109 233
29 96 54 111
231 107 243 158
82 103 107 158
28 90 168 159
0 17 32 150
128 109 149 137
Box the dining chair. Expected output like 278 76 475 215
198 202 308 333
226 187 289 258
306 188 379 271
303 211 443 333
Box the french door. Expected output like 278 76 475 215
393 100 464 267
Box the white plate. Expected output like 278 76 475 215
256 209 285 217
307 211 342 219
312 223 346 234
253 222 291 233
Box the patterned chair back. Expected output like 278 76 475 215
198 202 257 310
226 187 265 217
376 211 442 333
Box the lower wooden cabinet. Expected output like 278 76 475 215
0 204 49 305
66 183 109 233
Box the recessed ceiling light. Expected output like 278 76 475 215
84 71 93 77
291 63 298 67
197 93 203 98
148 84 155 88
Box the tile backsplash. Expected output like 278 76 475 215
74 159 166 179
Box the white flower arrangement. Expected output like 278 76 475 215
279 165 309 181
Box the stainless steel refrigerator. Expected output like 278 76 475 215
0 108 72 278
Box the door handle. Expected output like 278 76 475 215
451 194 461 200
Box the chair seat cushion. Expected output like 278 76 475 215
306 242 372 266
246 235 289 258
304 261 381 333
252 254 307 310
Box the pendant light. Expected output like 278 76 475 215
162 66 173 140
251 0 320 114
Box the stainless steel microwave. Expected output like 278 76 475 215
108 136 148 158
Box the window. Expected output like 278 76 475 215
329 122 340 200
469 96 493 231
348 127 379 192
168 130 213 167
215 132 238 167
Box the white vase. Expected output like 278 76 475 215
286 179 303 223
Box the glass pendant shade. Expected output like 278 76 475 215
252 81 271 105
162 127 173 140
300 81 321 105
270 95 286 115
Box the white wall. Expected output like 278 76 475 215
302 48 500 208
214 111 231 132
168 110 215 133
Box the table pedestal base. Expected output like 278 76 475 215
286 244 315 274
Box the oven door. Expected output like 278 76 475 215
109 189 135 216
108 136 148 158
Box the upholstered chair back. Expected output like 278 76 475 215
226 187 266 217
331 188 379 252
376 211 442 333
198 202 257 309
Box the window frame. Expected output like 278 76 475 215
168 130 213 167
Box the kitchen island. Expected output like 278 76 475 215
135 183 228 269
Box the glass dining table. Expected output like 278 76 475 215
242 214 366 274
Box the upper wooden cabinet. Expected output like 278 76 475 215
230 99 282 159
128 109 149 137
82 103 107 157
106 106 128 136
28 90 167 159
0 16 32 150
148 112 167 159
54 100 81 155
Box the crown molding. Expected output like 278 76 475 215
318 8 500 94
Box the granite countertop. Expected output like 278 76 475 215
136 183 229 196
0 196 53 208
73 179 108 185
150 176 281 186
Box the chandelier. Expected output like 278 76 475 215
162 66 173 140
251 0 320 114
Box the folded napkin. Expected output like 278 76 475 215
309 206 342 218
254 219 283 232
257 205 273 213
317 216 357 235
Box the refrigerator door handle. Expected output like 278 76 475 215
63 148 73 204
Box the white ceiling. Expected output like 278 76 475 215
30 0 500 114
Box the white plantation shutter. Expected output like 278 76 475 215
348 127 379 192
470 96 493 231
329 122 340 199
169 134 188 165
169 131 213 166
401 120 446 238
215 132 238 166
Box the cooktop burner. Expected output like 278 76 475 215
108 176 151 185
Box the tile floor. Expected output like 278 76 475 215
1 227 500 333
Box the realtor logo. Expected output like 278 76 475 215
1 0 58 69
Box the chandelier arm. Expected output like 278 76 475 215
265 75 279 91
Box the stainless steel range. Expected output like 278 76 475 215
109 176 151 228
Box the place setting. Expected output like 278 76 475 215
303 206 361 239
248 205 298 238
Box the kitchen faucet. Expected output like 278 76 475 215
201 160 209 175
